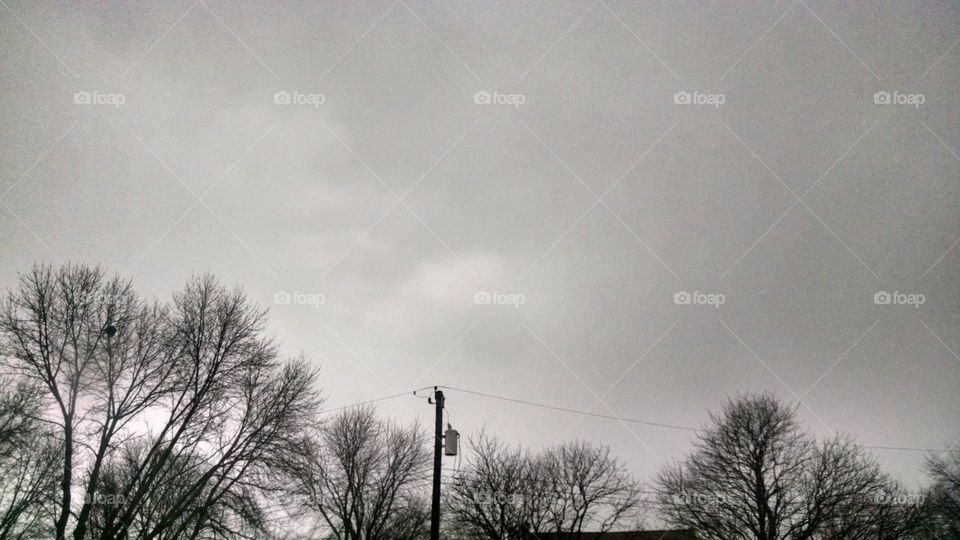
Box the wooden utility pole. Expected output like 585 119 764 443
430 388 444 540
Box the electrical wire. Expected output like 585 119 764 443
316 385 951 454
317 385 436 415
437 385 698 432
436 385 951 454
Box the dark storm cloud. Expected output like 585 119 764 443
1 0 958 488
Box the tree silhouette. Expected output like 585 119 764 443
656 393 925 539
0 264 320 540
0 379 60 539
922 445 960 537
447 433 642 539
540 440 643 535
446 432 549 539
283 405 429 540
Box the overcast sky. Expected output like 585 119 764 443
1 0 958 491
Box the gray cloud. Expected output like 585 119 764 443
1 0 958 490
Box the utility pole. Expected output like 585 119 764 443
430 387 444 540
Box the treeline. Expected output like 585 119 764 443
441 396 960 540
0 264 957 539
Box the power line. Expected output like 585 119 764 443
438 385 698 432
316 385 950 454
859 444 948 453
317 386 436 415
436 385 950 454
317 391 411 414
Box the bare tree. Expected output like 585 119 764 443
804 445 926 539
0 379 43 453
380 497 430 540
0 264 153 539
0 379 61 539
446 432 551 539
99 275 320 540
539 440 642 535
284 405 429 540
447 434 641 539
921 445 960 537
85 439 269 540
0 264 320 540
656 393 925 540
